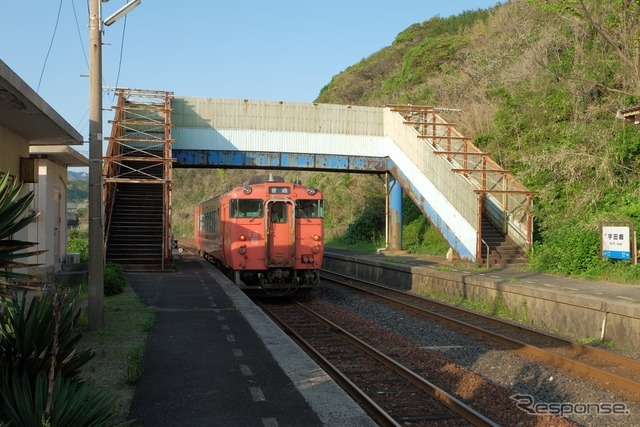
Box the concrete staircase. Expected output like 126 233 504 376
480 216 526 266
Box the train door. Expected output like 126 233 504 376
265 200 295 267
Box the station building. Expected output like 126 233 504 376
0 59 87 281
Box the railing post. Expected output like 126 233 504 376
477 192 485 261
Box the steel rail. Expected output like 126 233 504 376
261 300 498 426
256 301 400 427
321 269 640 399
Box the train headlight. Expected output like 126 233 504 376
313 234 320 241
311 245 320 254
238 245 247 255
307 187 316 195
239 234 246 241
243 186 252 195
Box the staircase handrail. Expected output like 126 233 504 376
103 90 127 248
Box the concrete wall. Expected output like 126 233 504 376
24 159 69 280
0 126 28 175
323 252 640 351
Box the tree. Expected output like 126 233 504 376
529 0 640 93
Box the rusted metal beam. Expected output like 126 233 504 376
474 189 537 195
452 169 510 173
403 121 457 126
103 156 176 162
433 150 490 156
418 135 471 140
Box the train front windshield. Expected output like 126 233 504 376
231 199 263 218
296 200 324 218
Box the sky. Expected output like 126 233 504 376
1 0 502 160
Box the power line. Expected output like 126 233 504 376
71 0 89 69
37 0 65 92
111 15 128 101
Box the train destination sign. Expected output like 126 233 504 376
269 186 290 194
601 222 634 261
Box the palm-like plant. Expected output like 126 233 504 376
0 170 116 425
0 171 43 298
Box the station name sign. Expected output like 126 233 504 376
601 222 636 262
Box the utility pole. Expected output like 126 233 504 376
88 0 104 329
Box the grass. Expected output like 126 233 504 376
578 337 618 349
78 283 154 424
325 236 385 252
415 289 532 324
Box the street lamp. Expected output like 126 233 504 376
88 0 141 329
104 0 141 26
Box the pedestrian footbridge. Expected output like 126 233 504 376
103 89 533 269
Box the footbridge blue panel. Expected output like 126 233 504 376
173 149 388 172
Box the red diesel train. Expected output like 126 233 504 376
195 174 324 294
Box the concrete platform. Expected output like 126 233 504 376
128 256 374 427
323 248 640 352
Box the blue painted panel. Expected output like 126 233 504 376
349 157 387 171
316 155 349 170
174 149 391 173
213 151 245 166
281 153 315 168
603 250 631 260
245 152 280 167
388 175 403 250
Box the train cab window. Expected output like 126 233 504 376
296 200 324 219
231 199 263 218
270 203 287 223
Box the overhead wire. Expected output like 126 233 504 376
36 0 131 134
73 0 91 134
111 15 128 101
37 0 65 92
72 0 90 69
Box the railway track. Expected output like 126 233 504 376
320 269 640 400
257 299 498 426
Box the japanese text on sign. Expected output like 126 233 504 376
602 225 631 260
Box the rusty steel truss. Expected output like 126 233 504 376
387 104 535 262
103 88 175 269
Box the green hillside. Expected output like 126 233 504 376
173 0 640 282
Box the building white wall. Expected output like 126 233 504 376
24 159 69 280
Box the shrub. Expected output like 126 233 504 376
104 263 127 296
0 290 114 425
66 238 89 263
343 198 385 244
0 291 93 382
530 221 601 276
0 371 113 426
0 171 39 297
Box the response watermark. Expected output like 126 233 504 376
510 394 630 416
